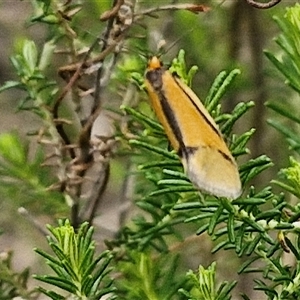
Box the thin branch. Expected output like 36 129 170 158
245 0 281 9
58 32 126 76
53 38 100 159
54 32 127 162
136 3 210 17
86 162 110 224
18 207 48 236
100 0 124 21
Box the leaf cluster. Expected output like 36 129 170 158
0 132 65 213
34 220 115 300
265 4 300 153
0 250 38 299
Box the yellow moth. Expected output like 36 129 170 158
144 56 242 199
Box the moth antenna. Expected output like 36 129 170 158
163 27 196 55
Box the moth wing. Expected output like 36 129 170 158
182 146 242 199
173 77 241 199
145 60 242 199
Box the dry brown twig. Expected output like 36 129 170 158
136 3 210 17
53 1 134 227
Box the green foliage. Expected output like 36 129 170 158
169 49 199 86
0 132 64 212
34 220 115 300
266 101 300 153
265 4 300 153
0 251 39 299
264 4 300 94
179 262 236 300
0 39 58 115
272 157 300 198
116 251 186 300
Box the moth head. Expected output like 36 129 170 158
148 56 163 70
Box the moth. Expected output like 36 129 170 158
144 56 242 199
